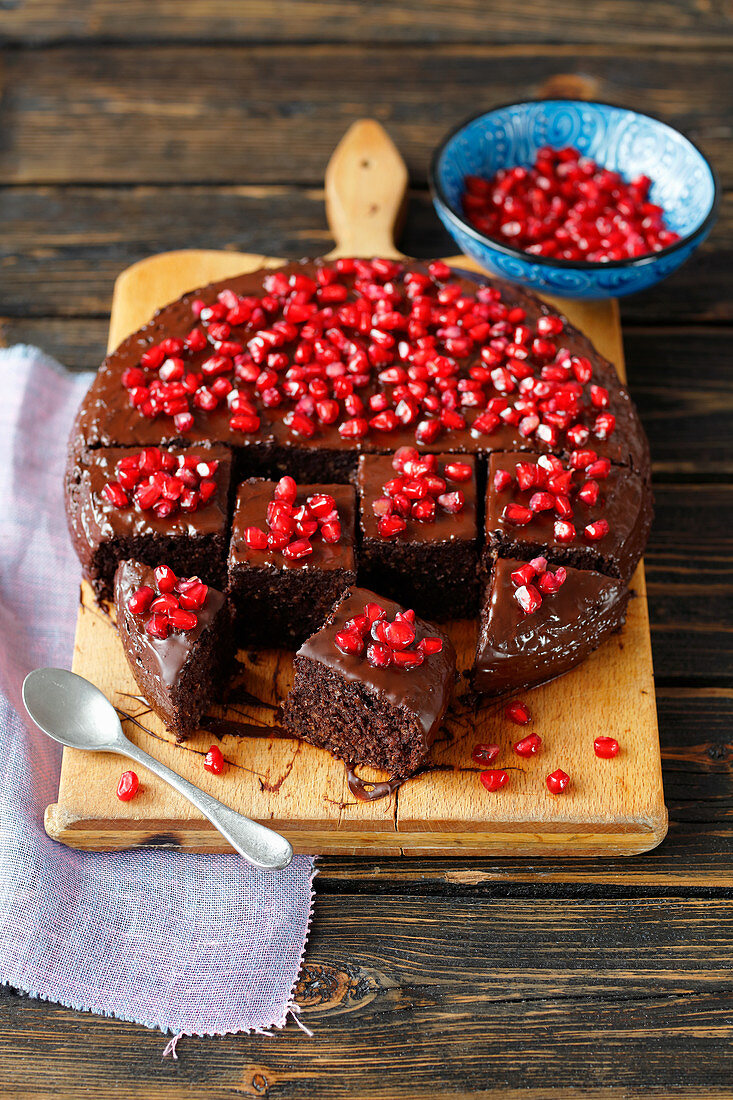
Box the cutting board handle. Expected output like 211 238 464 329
325 119 408 259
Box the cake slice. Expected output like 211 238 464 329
282 587 456 775
114 559 232 740
471 556 628 696
66 444 232 600
357 449 479 620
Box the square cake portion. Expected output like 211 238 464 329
357 448 479 620
228 476 357 648
471 556 628 697
282 587 456 775
114 559 233 740
66 444 232 599
483 451 652 582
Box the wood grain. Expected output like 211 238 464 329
1 896 732 1098
2 186 730 323
3 0 732 46
0 46 728 185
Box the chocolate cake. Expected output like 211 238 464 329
114 559 232 739
282 587 456 774
66 444 232 599
64 256 654 763
471 556 628 696
484 451 652 582
228 476 356 648
357 448 479 619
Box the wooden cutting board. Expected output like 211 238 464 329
45 121 666 858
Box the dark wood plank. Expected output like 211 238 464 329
0 46 729 185
0 896 732 1097
1 186 731 324
3 0 731 46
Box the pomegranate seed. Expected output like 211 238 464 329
515 584 542 614
116 770 139 801
320 519 341 544
366 642 392 668
145 612 170 639
417 636 443 655
511 563 536 587
204 745 225 774
391 649 425 670
514 733 542 757
554 519 576 542
428 260 452 281
472 743 500 765
127 585 154 615
178 581 208 610
505 700 531 725
150 593 179 613
274 476 297 504
101 481 129 508
586 458 611 479
307 493 336 518
385 619 416 651
244 526 268 550
335 629 364 656
154 565 177 593
364 602 386 623
283 538 313 561
584 519 610 541
529 491 554 512
578 480 599 506
444 461 472 483
378 515 407 539
480 769 509 792
493 469 512 492
594 736 620 759
168 609 198 631
437 490 465 514
502 503 533 526
546 769 570 794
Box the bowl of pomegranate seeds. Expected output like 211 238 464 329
430 100 718 298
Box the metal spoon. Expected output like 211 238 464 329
22 667 294 872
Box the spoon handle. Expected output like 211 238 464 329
117 739 294 871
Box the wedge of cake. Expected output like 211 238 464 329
114 559 232 740
471 556 628 696
282 587 456 774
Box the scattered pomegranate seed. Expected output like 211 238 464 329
594 736 620 758
503 503 533 526
167 609 198 632
480 769 509 792
546 769 570 794
493 469 512 492
116 770 139 801
472 743 500 766
462 149 680 262
417 636 443 655
505 700 531 725
145 612 170 639
514 733 542 757
204 745 225 774
335 629 364 656
282 538 313 560
244 526 268 550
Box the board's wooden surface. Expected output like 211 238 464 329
46 244 665 858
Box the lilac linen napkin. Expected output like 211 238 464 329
0 346 316 1048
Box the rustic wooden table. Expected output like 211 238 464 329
1 3 732 1096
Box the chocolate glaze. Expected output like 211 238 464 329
485 452 653 583
113 559 229 735
471 557 628 696
68 259 649 476
357 454 477 545
200 715 290 740
228 479 356 573
346 765 408 802
66 444 231 579
296 586 456 744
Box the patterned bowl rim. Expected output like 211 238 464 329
429 98 720 272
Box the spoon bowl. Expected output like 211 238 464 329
23 668 126 752
22 668 294 871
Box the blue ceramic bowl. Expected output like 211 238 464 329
430 100 718 299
